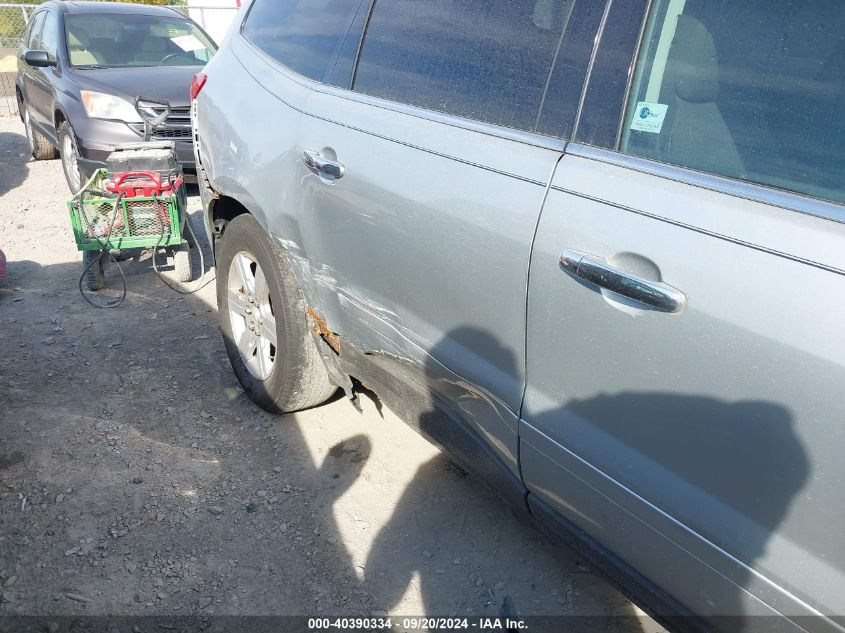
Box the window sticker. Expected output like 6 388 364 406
171 35 204 52
630 101 669 133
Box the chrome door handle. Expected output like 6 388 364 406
303 149 345 180
560 249 687 313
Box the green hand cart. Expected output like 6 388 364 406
68 168 193 292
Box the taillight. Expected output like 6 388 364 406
190 73 208 101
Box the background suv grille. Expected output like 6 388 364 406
130 106 193 142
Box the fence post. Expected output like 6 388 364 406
20 6 29 24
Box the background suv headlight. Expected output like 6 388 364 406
80 91 141 123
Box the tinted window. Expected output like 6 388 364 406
620 0 845 205
40 12 59 59
353 0 580 133
242 0 365 84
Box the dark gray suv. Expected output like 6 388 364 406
192 1 845 631
16 1 216 191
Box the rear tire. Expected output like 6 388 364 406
23 108 56 161
215 214 336 413
83 250 106 292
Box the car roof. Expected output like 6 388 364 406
48 1 185 19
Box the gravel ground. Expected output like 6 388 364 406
0 116 665 632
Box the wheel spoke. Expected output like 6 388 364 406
237 328 257 357
260 315 277 347
254 265 268 299
234 254 255 294
256 336 273 377
228 289 250 318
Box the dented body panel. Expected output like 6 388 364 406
194 22 563 479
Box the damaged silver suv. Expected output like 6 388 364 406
193 1 845 631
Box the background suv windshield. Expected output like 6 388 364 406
64 13 216 68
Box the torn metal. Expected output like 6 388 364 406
307 306 361 412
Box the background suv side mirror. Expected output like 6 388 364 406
24 50 56 68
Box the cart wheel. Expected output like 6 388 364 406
173 242 193 283
83 250 107 291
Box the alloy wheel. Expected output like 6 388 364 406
227 251 277 380
62 131 81 192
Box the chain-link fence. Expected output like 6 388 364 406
0 3 238 117
0 4 30 115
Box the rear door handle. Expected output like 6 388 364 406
303 149 345 180
560 249 687 313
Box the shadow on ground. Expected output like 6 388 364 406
0 130 28 197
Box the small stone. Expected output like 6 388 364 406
3 575 16 587
65 592 92 603
199 411 211 419
256 490 268 498
495 581 506 591
245 502 258 513
47 622 60 633
272 467 282 473
372 610 388 618
55 494 64 503
475 577 484 587
422 550 433 559
131 477 144 484
208 506 223 516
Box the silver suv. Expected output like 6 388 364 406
192 1 845 631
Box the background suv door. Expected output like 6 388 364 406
18 10 47 121
27 9 60 133
294 0 606 485
522 1 845 629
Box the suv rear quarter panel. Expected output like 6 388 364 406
196 34 318 293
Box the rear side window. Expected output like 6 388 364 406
620 0 845 205
242 0 365 84
353 0 582 133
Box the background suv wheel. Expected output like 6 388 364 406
58 121 83 192
23 108 57 161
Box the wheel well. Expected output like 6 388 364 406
54 109 66 130
212 195 250 226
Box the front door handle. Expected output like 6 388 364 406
303 149 345 180
560 249 687 313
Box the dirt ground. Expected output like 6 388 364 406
0 116 665 632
